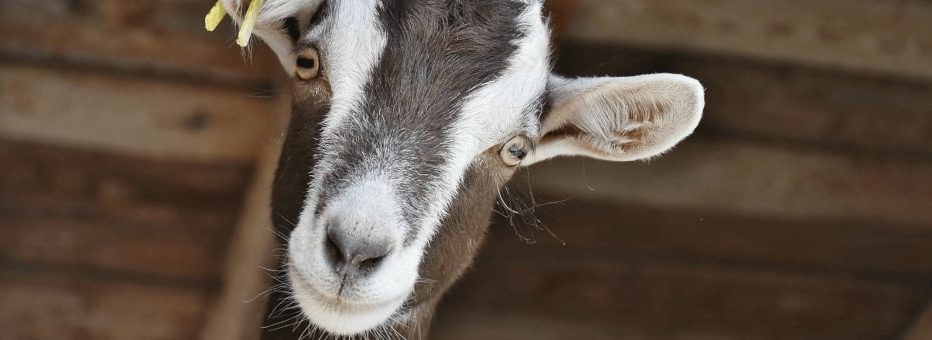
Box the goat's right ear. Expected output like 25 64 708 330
217 0 325 75
523 73 704 165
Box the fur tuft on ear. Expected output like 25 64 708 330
219 0 324 74
523 73 704 165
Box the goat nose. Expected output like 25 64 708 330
324 225 393 277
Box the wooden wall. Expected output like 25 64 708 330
0 1 282 339
1 0 930 339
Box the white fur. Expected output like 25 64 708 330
289 175 417 335
308 1 389 138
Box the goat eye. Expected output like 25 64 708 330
295 47 320 80
500 136 529 167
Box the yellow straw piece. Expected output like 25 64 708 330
204 1 227 32
237 0 263 47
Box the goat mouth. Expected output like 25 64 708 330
292 275 388 310
293 268 408 306
288 274 410 336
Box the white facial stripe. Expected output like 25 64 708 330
297 0 387 233
287 0 416 324
407 1 551 250
290 3 392 331
312 1 388 139
461 1 550 143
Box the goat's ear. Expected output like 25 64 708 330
219 0 325 75
522 73 704 166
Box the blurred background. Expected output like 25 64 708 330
1 0 930 339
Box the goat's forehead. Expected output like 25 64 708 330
309 0 547 142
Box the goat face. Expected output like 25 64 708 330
218 0 704 336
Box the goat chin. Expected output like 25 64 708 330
292 287 408 336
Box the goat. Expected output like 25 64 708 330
208 0 704 338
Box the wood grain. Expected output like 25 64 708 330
0 138 251 282
0 268 210 340
481 198 932 278
0 0 277 85
0 218 226 284
0 64 276 162
903 300 932 340
521 138 932 227
436 255 925 340
199 93 291 340
557 0 932 80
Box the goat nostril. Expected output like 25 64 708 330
324 231 344 268
357 254 386 273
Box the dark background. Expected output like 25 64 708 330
1 1 931 339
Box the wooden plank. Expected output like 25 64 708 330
436 259 925 340
0 269 209 340
0 64 274 162
0 218 226 283
432 313 646 340
554 43 932 156
0 139 251 281
903 301 932 340
544 0 582 41
557 0 932 80
0 138 252 230
481 197 932 278
200 94 291 340
0 0 277 84
522 138 932 227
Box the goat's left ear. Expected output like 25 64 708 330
218 0 325 75
522 73 704 166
